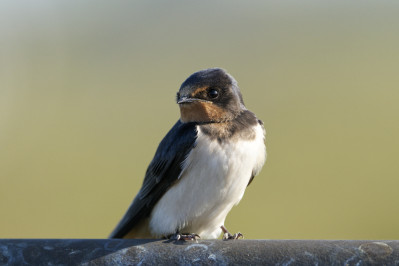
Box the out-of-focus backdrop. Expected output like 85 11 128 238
1 1 398 239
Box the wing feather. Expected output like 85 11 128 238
109 120 197 238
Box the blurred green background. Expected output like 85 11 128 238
1 1 398 240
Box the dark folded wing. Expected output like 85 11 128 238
109 120 197 238
247 119 265 187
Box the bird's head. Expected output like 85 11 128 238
177 68 246 123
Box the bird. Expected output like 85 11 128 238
109 68 266 240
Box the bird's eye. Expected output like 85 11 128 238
208 88 219 99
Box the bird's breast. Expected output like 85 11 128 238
149 123 266 238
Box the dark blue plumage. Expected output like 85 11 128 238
110 121 197 238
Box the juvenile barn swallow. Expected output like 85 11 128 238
110 68 266 240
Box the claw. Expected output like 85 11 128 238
169 233 201 241
221 225 243 240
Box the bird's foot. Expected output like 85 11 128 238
221 225 243 240
169 232 201 241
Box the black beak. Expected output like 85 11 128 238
177 96 195 104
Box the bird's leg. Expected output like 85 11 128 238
169 232 201 241
221 225 243 240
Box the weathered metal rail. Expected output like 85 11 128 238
1 239 398 265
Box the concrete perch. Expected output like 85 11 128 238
1 239 398 265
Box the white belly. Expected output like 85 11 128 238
148 124 266 239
